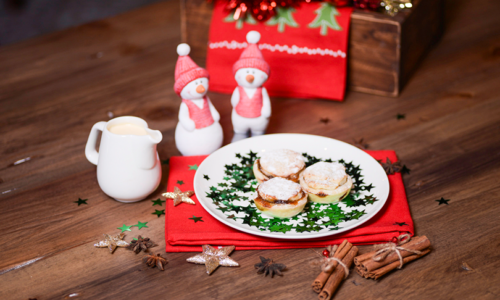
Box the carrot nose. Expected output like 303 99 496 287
196 85 205 94
246 74 254 83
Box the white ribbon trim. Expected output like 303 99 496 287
208 40 346 58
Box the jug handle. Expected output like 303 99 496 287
85 121 106 165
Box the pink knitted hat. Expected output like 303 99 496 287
174 44 210 95
233 31 270 76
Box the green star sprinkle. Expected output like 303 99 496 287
161 158 170 165
394 222 408 226
397 113 406 120
188 164 198 170
152 209 165 217
117 224 133 233
248 151 258 159
436 197 450 205
133 221 148 230
203 174 210 180
151 198 165 206
189 216 204 223
364 184 374 192
177 180 184 185
74 198 88 206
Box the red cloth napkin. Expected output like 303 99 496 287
165 151 413 252
206 2 353 101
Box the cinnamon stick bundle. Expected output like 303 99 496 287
354 235 431 280
312 240 353 293
318 246 358 300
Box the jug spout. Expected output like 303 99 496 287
135 128 162 170
146 129 163 144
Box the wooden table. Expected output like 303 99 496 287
1 0 499 299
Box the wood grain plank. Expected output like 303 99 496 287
1 0 500 299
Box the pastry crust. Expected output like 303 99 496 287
254 196 307 219
252 149 305 184
299 162 354 204
254 178 307 218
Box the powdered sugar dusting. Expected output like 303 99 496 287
260 149 305 176
305 162 346 181
259 178 301 200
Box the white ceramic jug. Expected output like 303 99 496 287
85 116 163 202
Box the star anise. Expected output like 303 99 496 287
143 253 168 271
378 158 403 175
127 236 157 254
254 256 286 278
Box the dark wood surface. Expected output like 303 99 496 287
1 0 500 299
182 0 445 97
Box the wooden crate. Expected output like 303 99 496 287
181 0 444 97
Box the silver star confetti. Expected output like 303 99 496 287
186 245 239 275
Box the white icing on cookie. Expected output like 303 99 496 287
258 177 301 201
260 149 305 177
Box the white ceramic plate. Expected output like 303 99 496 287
194 134 389 239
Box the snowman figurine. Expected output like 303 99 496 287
174 43 223 156
231 31 271 143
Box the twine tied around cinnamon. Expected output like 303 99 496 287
321 257 350 278
372 233 422 269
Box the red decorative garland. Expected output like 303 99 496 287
219 0 352 22
216 0 411 22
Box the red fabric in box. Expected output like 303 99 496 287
206 3 353 101
165 151 413 252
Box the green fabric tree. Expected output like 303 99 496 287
266 7 299 33
308 3 342 36
224 13 257 30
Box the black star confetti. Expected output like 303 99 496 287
203 174 210 180
394 222 408 226
74 198 88 206
152 209 165 217
189 216 204 223
401 165 411 175
320 117 330 124
161 158 170 165
353 138 369 150
397 113 406 120
436 197 450 205
177 180 184 185
151 198 165 206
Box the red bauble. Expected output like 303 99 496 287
251 0 275 21
326 0 351 6
353 0 380 11
322 249 330 257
